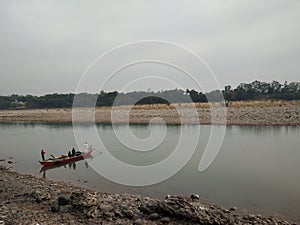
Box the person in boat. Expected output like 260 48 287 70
83 142 89 153
71 148 76 157
68 151 72 157
41 149 46 161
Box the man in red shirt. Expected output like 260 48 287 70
41 149 46 161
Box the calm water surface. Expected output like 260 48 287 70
0 122 299 221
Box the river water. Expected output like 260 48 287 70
0 122 299 221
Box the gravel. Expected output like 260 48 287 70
0 165 297 225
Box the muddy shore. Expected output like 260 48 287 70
0 101 299 126
0 165 297 225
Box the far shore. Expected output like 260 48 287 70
0 100 299 126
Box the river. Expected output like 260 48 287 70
0 122 299 221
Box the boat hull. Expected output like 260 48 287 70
39 150 93 166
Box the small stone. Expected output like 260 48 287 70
165 194 171 199
133 213 142 219
114 210 124 218
143 197 150 201
35 197 42 203
191 194 200 200
7 161 13 164
87 207 98 218
50 204 59 213
58 195 69 206
133 219 144 225
161 217 170 223
148 212 160 220
100 204 114 213
229 207 237 211
248 214 256 219
223 209 230 213
122 209 134 218
59 205 71 213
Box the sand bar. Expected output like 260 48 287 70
0 101 299 126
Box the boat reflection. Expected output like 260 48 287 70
40 155 92 178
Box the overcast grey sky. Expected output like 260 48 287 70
0 0 299 95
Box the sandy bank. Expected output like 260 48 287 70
0 101 299 126
0 165 296 225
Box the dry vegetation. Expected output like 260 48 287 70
124 100 300 110
0 100 299 126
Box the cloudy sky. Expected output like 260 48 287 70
0 0 299 95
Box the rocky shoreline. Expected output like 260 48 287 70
0 165 297 225
0 101 299 126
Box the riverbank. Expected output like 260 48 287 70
0 100 299 126
0 165 296 225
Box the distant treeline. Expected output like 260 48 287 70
0 80 299 109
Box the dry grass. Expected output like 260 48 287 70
116 100 300 110
227 100 300 107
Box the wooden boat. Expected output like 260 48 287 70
40 154 93 172
39 150 93 166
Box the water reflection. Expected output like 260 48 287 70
40 156 91 178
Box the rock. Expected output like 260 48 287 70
100 204 114 213
35 196 42 203
50 204 59 213
143 197 150 201
229 207 237 211
223 209 230 213
114 210 124 218
59 205 71 213
133 218 144 225
132 213 142 220
31 190 51 203
87 207 98 218
83 194 98 207
248 214 256 219
7 161 13 164
161 217 170 223
58 195 69 206
148 212 160 220
121 208 134 218
191 194 200 200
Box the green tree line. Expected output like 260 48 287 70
0 80 299 110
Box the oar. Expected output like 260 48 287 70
89 145 102 155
